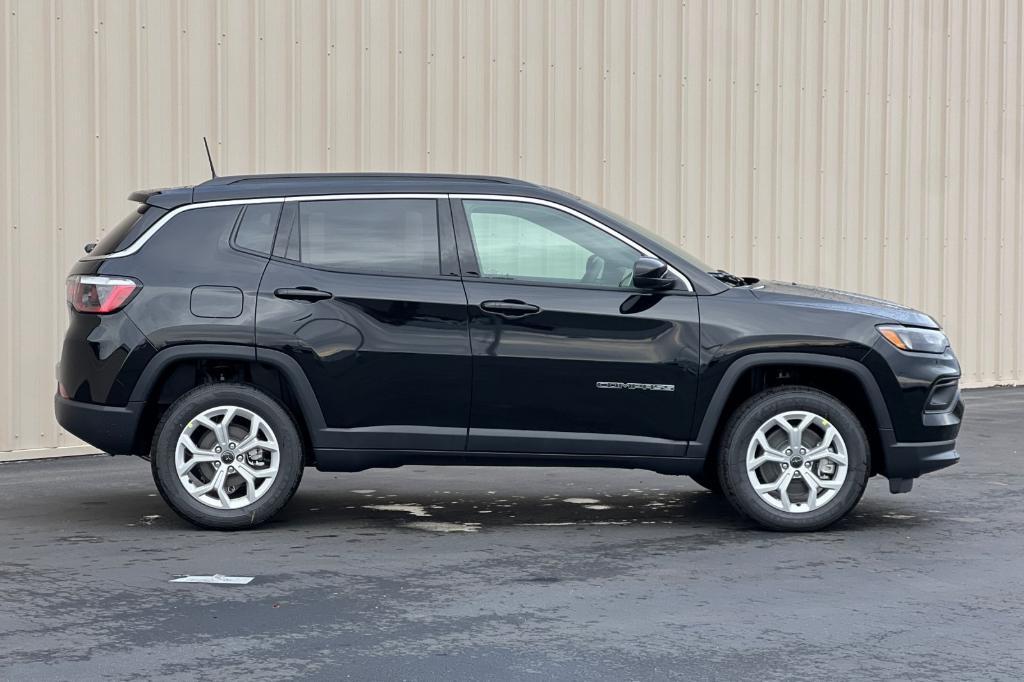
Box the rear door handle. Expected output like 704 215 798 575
274 287 333 302
479 299 541 318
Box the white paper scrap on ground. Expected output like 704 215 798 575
170 574 254 585
364 503 430 517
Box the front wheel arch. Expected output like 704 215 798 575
690 353 890 477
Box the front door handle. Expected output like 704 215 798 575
274 287 333 302
479 299 541 318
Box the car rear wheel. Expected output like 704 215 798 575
151 383 304 530
718 387 869 531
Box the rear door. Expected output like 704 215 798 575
256 195 471 451
452 196 701 457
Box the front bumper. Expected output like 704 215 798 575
877 391 963 489
880 432 960 479
55 394 145 456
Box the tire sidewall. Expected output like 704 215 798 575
719 388 869 531
152 384 304 530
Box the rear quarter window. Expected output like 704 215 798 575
232 203 282 255
85 204 167 258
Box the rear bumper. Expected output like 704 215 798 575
55 394 144 456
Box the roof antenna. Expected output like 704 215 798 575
203 136 217 179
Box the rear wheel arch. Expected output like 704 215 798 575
691 353 892 477
129 344 324 459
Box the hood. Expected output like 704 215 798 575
749 281 940 328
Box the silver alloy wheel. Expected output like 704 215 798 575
175 405 281 510
745 410 849 514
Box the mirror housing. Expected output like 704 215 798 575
632 257 675 290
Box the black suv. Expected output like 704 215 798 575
56 174 963 531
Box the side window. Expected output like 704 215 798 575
287 199 440 276
233 203 282 255
462 200 642 287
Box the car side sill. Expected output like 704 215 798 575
314 425 466 451
313 448 703 476
467 428 689 457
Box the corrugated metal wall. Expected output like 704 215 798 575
1 0 1022 457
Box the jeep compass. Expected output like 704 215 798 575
56 173 963 531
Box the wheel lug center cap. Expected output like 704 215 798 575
790 456 803 468
221 454 234 465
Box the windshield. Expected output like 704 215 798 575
578 199 715 273
578 200 760 287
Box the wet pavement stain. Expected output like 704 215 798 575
0 388 1021 680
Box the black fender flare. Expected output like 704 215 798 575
687 352 894 460
128 343 327 435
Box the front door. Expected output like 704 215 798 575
256 196 471 451
452 197 700 457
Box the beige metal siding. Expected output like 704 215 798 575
1 0 1021 457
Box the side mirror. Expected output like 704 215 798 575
632 257 675 290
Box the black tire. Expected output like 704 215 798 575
717 386 869 532
689 471 723 494
151 383 304 530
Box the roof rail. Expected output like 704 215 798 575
199 172 535 187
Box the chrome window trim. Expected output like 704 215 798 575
80 197 285 261
84 194 447 261
284 193 449 202
451 193 694 292
83 191 695 292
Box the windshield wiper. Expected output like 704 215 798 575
708 269 750 287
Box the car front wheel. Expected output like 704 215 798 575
718 387 869 531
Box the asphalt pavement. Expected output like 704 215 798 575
1 388 1022 681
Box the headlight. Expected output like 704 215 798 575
877 325 949 354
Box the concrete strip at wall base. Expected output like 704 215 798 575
0 445 100 463
961 381 1023 390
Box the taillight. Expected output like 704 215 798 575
65 275 141 313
